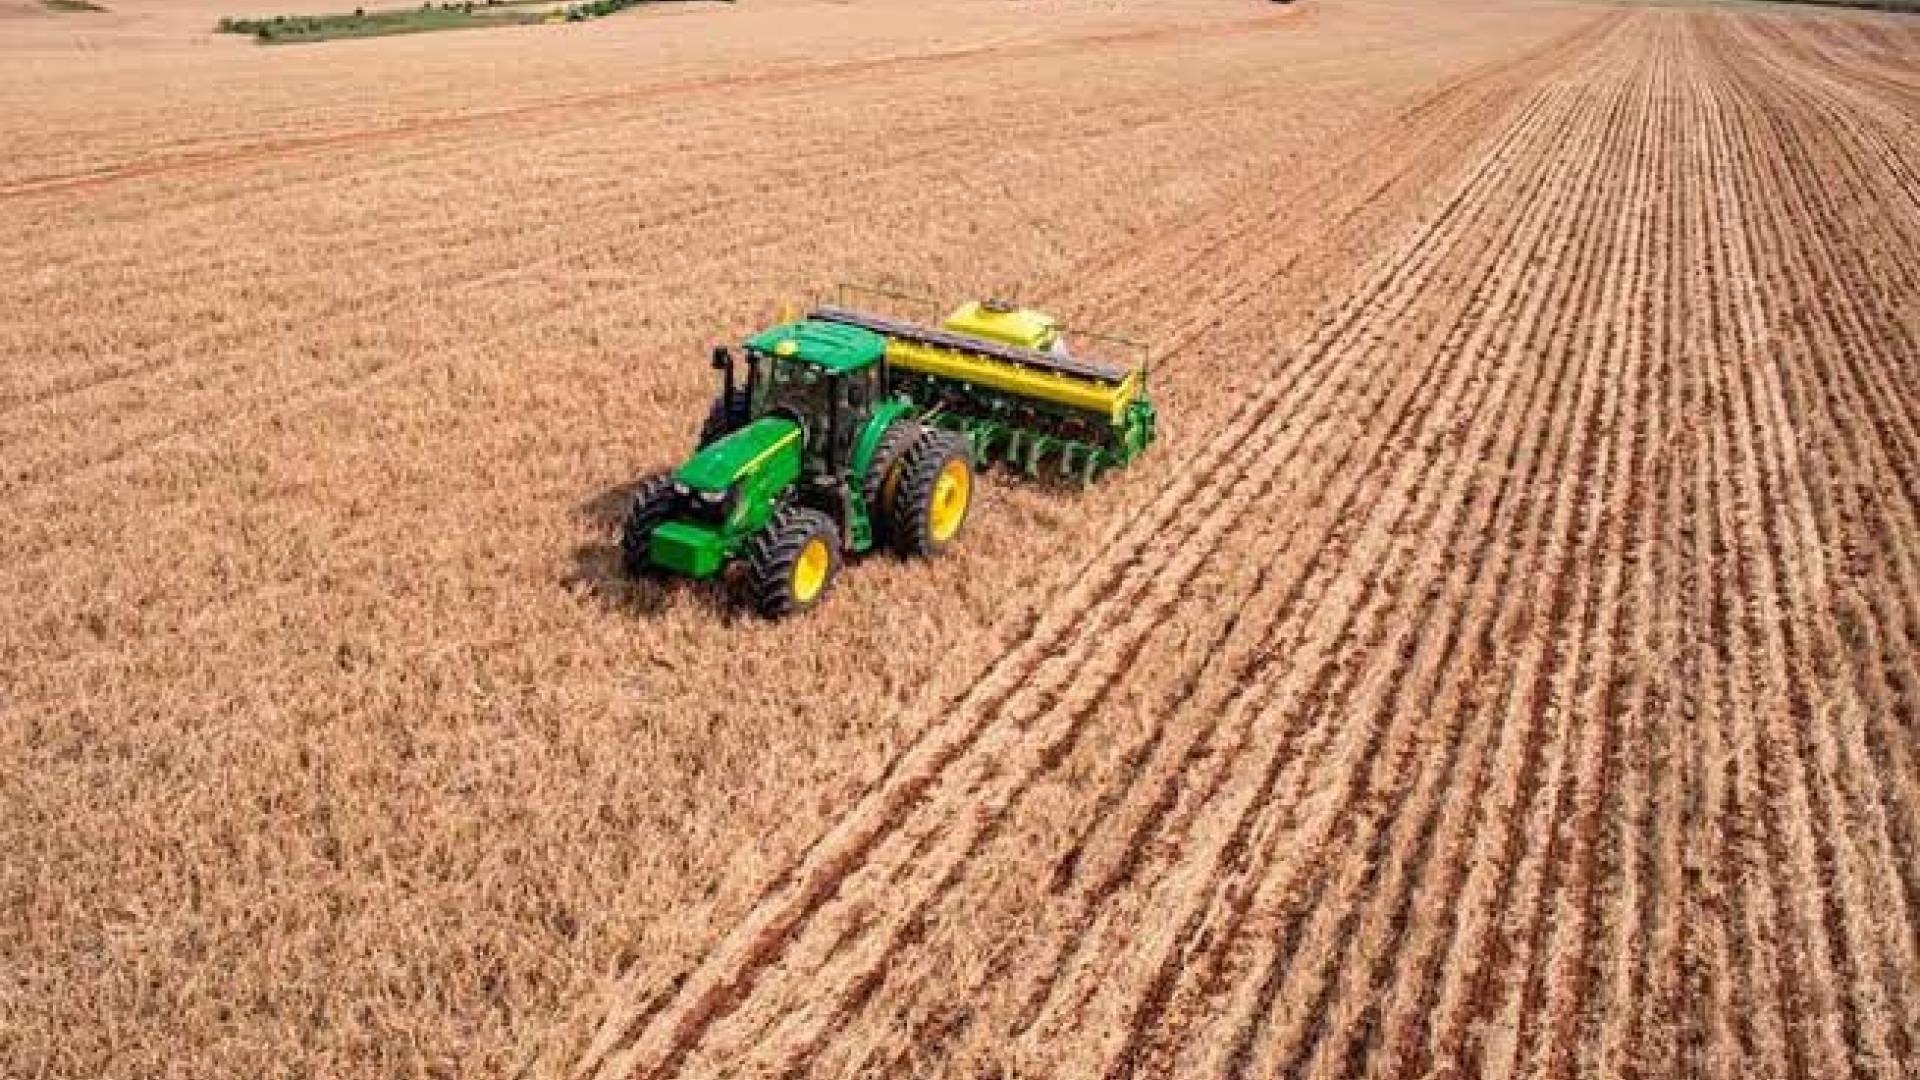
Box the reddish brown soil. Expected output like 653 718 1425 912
2 1 1914 1079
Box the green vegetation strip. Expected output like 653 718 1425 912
1780 0 1920 12
44 0 108 11
218 2 544 42
217 0 716 42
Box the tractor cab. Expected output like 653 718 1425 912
647 315 966 615
739 319 886 473
620 294 1157 618
623 306 1042 617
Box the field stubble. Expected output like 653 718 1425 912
1 0 1915 1078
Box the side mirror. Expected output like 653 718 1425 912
711 346 732 371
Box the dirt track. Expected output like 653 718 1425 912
2 1 1915 1078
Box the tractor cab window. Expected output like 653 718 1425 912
761 354 834 457
832 373 873 464
840 362 880 416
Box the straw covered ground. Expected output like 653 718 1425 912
2 0 1915 1077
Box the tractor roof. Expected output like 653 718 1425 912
744 319 884 372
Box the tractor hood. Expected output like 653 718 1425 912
675 416 802 493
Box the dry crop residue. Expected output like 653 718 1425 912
1 1 1914 1079
570 10 1919 1080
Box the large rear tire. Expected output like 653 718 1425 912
620 474 678 577
890 431 974 558
860 419 923 548
745 506 842 617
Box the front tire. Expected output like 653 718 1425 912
745 506 842 617
620 474 679 577
890 431 974 558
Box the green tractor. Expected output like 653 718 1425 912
622 320 974 616
622 297 1156 616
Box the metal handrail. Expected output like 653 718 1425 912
1060 325 1151 388
832 282 941 323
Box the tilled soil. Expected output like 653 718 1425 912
2 1 1915 1078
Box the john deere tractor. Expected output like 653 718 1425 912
622 297 1156 616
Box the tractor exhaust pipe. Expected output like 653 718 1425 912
712 346 735 403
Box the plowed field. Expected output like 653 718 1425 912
2 1 1915 1078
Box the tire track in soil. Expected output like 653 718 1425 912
1510 25 1672 1080
1108 25 1644 1077
890 56 1597 1076
567 16 1627 1079
1703 15 1920 1063
687 16 1651 1068
1698 18 1911 1073
1402 19 1662 1079
791 15 1639 1079
1232 24 1656 1080
1344 24 1674 1080
770 27 1642 1077
635 91 1546 1074
1692 23 1821 1076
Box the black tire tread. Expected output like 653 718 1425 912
889 430 973 558
861 419 924 548
744 505 840 617
620 474 679 577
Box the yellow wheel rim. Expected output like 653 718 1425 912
928 459 971 543
792 537 831 604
